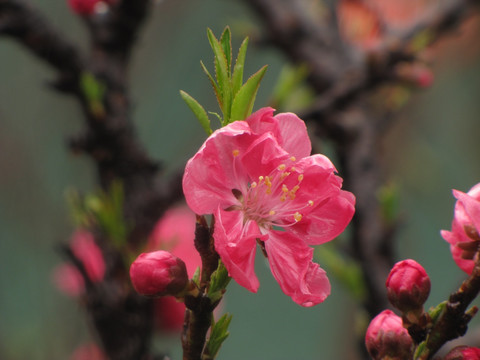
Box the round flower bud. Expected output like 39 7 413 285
130 251 188 297
386 259 431 313
443 346 480 360
365 310 413 360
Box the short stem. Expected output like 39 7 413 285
182 295 214 360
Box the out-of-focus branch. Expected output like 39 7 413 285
0 1 184 359
0 0 83 90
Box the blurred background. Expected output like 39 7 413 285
1 0 480 359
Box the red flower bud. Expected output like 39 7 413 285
443 346 480 360
386 259 431 313
130 251 188 297
365 310 413 360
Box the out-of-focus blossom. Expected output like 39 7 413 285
443 346 480 360
148 206 201 332
386 259 431 313
366 0 434 31
183 107 355 307
68 0 116 16
365 309 413 360
52 230 105 297
337 0 382 50
441 183 480 274
130 250 188 297
70 343 105 360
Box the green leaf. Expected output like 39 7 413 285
80 72 106 117
205 313 233 360
207 28 231 122
180 90 212 135
200 61 221 108
230 65 267 121
231 37 249 97
208 260 231 303
220 27 232 74
192 266 201 287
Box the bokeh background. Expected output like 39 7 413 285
1 0 480 359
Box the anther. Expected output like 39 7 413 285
251 182 257 188
308 200 314 206
298 174 304 182
269 210 276 216
290 167 296 172
290 156 296 162
294 212 302 222
232 149 240 157
278 164 286 171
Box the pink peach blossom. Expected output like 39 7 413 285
183 107 355 306
441 183 480 274
52 230 105 297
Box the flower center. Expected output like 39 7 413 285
231 150 314 230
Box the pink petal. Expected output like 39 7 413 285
214 206 263 292
70 230 105 283
450 243 475 274
291 190 355 245
247 107 311 159
52 263 85 297
239 132 290 180
265 231 331 306
454 189 480 235
183 121 254 215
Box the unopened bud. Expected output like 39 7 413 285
365 310 413 360
443 346 480 360
386 259 431 313
130 251 188 297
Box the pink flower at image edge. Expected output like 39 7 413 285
441 183 480 274
183 107 355 307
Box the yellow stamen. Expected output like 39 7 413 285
266 188 272 195
281 171 290 180
251 182 257 188
232 149 240 157
278 164 286 171
290 156 296 162
265 176 272 187
308 200 314 207
282 184 289 193
290 167 296 172
294 212 303 222
280 194 287 202
298 174 304 182
269 210 276 216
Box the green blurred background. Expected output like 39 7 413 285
1 0 480 359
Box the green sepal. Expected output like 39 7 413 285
192 266 201 287
230 65 267 122
180 90 212 135
231 37 249 97
208 260 231 303
428 301 447 325
220 27 232 74
204 313 233 360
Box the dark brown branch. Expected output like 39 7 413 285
0 0 83 90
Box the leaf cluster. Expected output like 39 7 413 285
181 27 267 134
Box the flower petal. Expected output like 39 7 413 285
247 107 311 159
454 188 480 235
214 206 263 292
183 121 254 215
265 230 331 306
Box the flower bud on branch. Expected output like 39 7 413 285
130 251 189 297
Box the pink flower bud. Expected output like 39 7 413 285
365 310 413 360
443 346 480 360
130 251 188 297
386 259 431 313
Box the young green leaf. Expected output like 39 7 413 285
180 90 212 135
207 28 231 122
200 61 221 108
208 260 231 303
230 65 267 122
231 37 249 97
220 27 232 74
204 313 233 360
